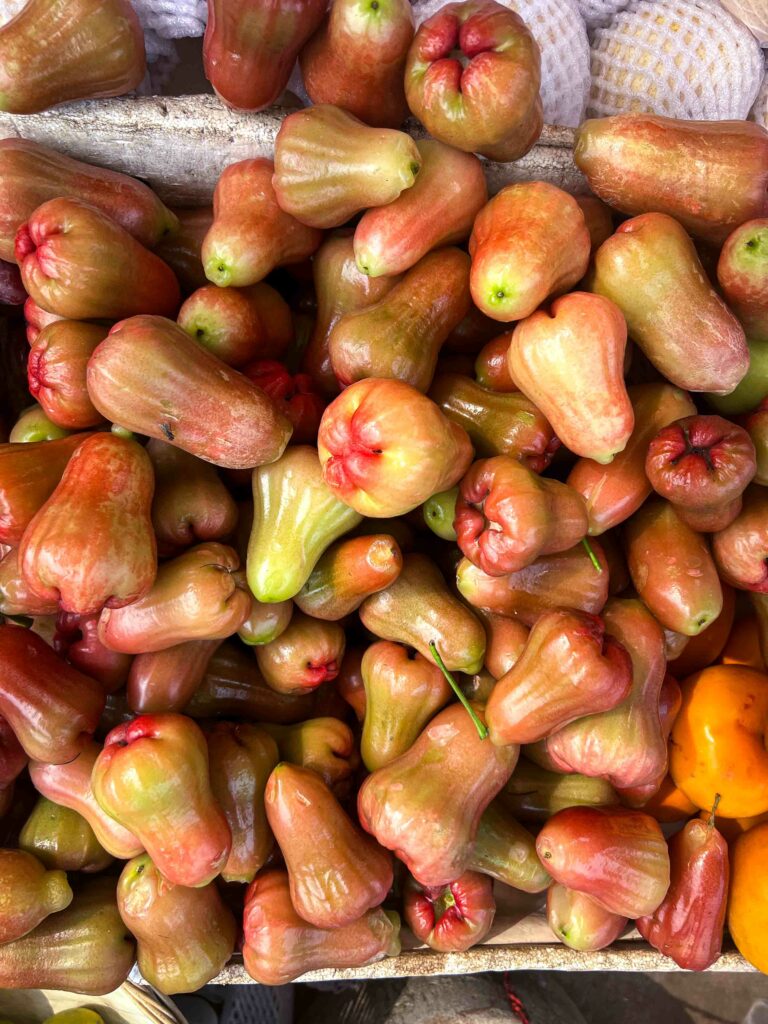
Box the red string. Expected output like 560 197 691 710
503 972 531 1024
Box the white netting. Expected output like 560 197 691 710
0 0 26 24
720 0 768 47
751 54 768 127
130 0 207 39
412 0 591 126
588 0 765 119
574 0 631 30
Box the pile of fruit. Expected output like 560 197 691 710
1 0 768 1001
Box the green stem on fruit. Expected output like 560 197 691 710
707 792 722 828
429 641 488 741
582 538 603 574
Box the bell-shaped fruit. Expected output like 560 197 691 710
255 612 345 695
469 800 550 892
330 247 470 392
360 553 485 674
301 0 413 128
243 869 400 985
261 717 355 791
478 610 529 679
574 115 768 245
27 321 107 430
9 403 69 443
295 534 402 621
204 0 326 111
568 383 697 535
238 597 294 647
618 669 683 807
503 758 619 823
0 434 87 545
319 378 473 517
272 104 421 229
469 183 589 322
536 806 670 918
0 877 135 995
404 870 494 952
430 373 557 472
0 625 103 763
147 439 238 557
0 716 28 794
717 218 768 341
360 640 452 771
456 456 588 576
152 206 211 295
242 360 326 446
576 195 615 251
117 854 236 995
87 315 292 469
92 714 231 887
456 541 609 626
16 199 179 320
636 813 728 970
509 292 633 464
29 740 144 859
486 610 632 746
337 648 366 721
405 0 541 161
423 487 458 542
625 501 723 634
98 542 250 654
0 0 145 114
712 485 768 592
19 433 156 616
354 141 487 277
0 849 72 943
358 702 518 886
474 332 516 393
669 585 736 679
201 159 321 288
0 548 58 617
589 213 748 394
247 445 362 603
127 639 222 714
265 763 392 928
19 797 112 874
547 884 626 952
744 399 768 487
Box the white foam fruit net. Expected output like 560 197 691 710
752 54 768 128
720 0 768 47
574 0 632 30
589 0 765 120
412 0 591 127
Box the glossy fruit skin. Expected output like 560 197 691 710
636 775 698 824
0 877 135 995
241 361 325 446
155 206 212 294
547 884 626 952
0 849 72 944
457 541 609 626
24 297 64 344
238 597 294 647
247 445 362 603
256 612 345 695
487 610 632 746
354 140 487 277
361 641 452 772
469 183 590 322
590 213 748 394
19 797 113 874
670 665 768 818
744 398 768 487
0 548 58 617
0 0 145 115
729 822 768 972
430 373 558 473
178 286 288 368
0 717 29 795
456 456 588 577
127 639 222 714
574 116 768 245
337 647 366 722
405 0 542 161
0 257 24 304
568 383 696 535
117 853 237 995
636 816 728 971
359 703 519 887
20 434 156 615
619 669 683 807
503 759 619 823
478 611 529 679
98 542 250 654
717 219 768 340
536 805 670 919
27 321 107 430
712 486 768 592
272 104 421 229
468 799 550 893
261 717 355 792
404 870 495 952
243 869 401 985
92 714 231 887
360 552 486 674
474 333 517 393
204 0 326 111
295 534 402 621
0 625 104 764
625 501 723 636
87 315 292 470
319 378 473 518
330 247 471 393
301 0 413 128
265 763 392 928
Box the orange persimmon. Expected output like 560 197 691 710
720 616 766 672
637 774 697 823
729 822 768 973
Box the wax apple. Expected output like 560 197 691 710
337 648 366 721
23 297 63 344
744 399 768 486
717 219 768 340
19 434 155 615
295 534 402 621
92 714 230 887
477 611 529 679
469 800 550 892
156 206 212 293
0 0 145 114
238 598 293 647
0 548 58 617
0 849 72 944
87 316 292 469
9 404 70 443
273 104 421 229
19 797 113 874
0 434 87 545
574 115 768 244
404 871 494 952
117 854 236 994
0 258 24 304
318 378 472 517
474 333 517 392
241 361 325 445
243 869 400 985
27 321 107 430
178 283 292 366
204 0 326 111
469 183 589 322
712 486 768 591
504 759 618 823
619 670 683 807
405 0 541 161
127 640 222 714
256 612 345 694
547 885 626 952
262 718 355 791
